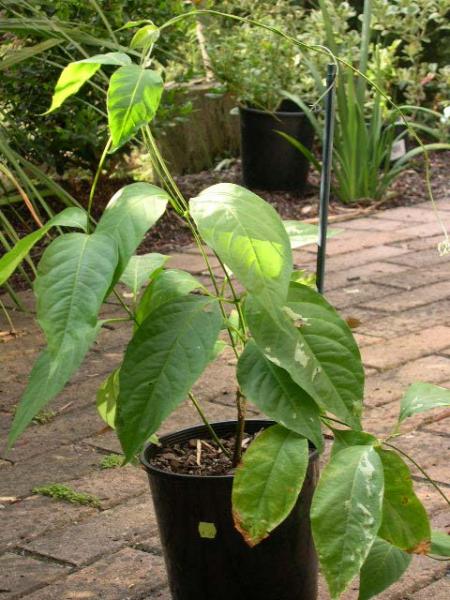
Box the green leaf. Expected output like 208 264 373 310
96 369 120 429
190 183 292 305
283 220 341 249
135 269 205 325
399 382 450 423
107 65 164 151
232 424 309 546
131 23 160 50
9 232 118 446
311 445 384 599
245 282 364 429
377 449 430 553
119 253 168 297
0 207 87 286
117 296 222 460
46 52 132 114
331 429 378 458
237 340 324 451
430 530 450 557
290 269 316 288
359 537 412 600
96 182 168 282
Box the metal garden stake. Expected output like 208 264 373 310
316 63 337 294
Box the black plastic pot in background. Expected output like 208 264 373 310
240 99 315 191
141 420 319 600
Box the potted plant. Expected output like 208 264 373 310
206 2 315 191
3 17 450 600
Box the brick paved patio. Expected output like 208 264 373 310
1 200 449 599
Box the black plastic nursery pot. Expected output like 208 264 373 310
141 419 319 600
239 100 315 192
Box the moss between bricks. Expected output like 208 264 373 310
33 484 101 508
99 453 124 469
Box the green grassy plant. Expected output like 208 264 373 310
33 484 101 508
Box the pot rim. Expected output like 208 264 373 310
140 419 319 482
239 104 309 118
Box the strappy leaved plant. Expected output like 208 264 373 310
3 13 450 600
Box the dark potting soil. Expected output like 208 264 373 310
149 431 262 476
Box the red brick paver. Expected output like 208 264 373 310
0 198 449 599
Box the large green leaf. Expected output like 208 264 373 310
107 65 164 150
430 530 450 557
232 424 309 546
8 232 118 446
237 340 324 451
190 183 292 305
359 537 412 600
245 282 364 429
0 207 87 286
96 182 168 282
377 449 430 553
119 252 168 297
46 52 132 114
311 445 384 599
283 221 341 249
117 296 222 460
135 269 205 325
399 382 450 424
34 233 117 357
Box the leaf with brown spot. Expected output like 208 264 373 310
232 425 309 547
377 449 430 552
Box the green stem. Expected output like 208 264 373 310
232 389 246 467
142 127 241 360
189 392 231 457
384 442 450 507
87 137 112 231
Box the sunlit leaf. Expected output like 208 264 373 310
107 65 164 150
46 52 131 114
190 183 292 305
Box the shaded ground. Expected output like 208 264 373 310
1 198 449 599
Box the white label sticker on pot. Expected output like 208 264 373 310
390 139 406 161
198 521 217 539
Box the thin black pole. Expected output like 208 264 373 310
316 63 337 294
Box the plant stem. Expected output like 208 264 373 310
384 442 450 507
87 137 112 231
232 390 246 467
189 392 231 457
